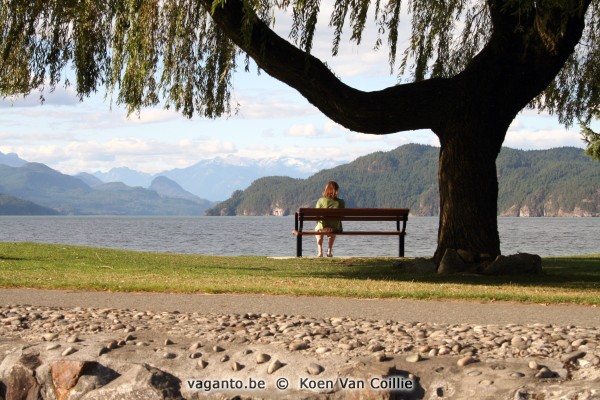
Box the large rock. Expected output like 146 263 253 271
46 360 118 400
438 249 467 274
37 361 119 400
81 363 182 400
336 361 424 400
5 364 39 400
51 360 90 400
4 353 41 400
482 253 542 275
70 363 119 398
456 249 477 264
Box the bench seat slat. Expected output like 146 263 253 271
299 216 406 221
293 230 405 236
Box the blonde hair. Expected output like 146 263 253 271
322 181 339 199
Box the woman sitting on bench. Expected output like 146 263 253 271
315 180 346 257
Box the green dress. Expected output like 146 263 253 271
314 197 345 232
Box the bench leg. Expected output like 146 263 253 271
399 235 405 258
296 235 302 257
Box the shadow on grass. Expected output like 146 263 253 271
0 256 28 261
304 257 600 290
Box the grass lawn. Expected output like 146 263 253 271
0 242 599 305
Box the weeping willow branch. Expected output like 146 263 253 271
0 0 597 128
581 120 600 161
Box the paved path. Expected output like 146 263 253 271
1 288 598 326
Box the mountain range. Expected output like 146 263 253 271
92 156 341 201
0 151 342 215
1 145 598 216
0 162 213 215
206 144 600 217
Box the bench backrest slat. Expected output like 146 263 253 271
297 208 409 221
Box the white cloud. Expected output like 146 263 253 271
509 119 522 130
237 100 316 119
323 120 342 133
6 137 239 175
0 102 126 132
326 49 391 79
287 124 320 137
125 108 181 124
387 130 439 147
344 129 440 148
0 130 78 142
346 132 386 142
519 108 555 118
16 145 66 163
0 94 191 132
0 86 79 108
238 144 365 161
504 128 584 150
189 139 237 154
233 92 317 119
503 114 587 150
285 120 363 138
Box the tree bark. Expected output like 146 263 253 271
433 125 506 264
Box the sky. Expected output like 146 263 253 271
0 8 597 176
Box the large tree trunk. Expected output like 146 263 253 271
428 0 588 264
433 121 507 264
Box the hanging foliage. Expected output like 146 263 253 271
581 110 600 161
0 0 597 125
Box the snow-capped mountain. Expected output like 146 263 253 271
93 167 154 188
92 157 345 201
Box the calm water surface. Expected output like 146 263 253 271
1 216 598 257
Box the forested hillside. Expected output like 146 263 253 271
496 147 600 216
206 145 600 217
0 194 58 215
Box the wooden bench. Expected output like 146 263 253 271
292 208 409 257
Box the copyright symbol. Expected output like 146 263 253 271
276 377 289 390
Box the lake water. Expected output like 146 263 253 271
0 216 598 257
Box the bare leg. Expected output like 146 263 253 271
327 235 336 257
316 235 324 257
